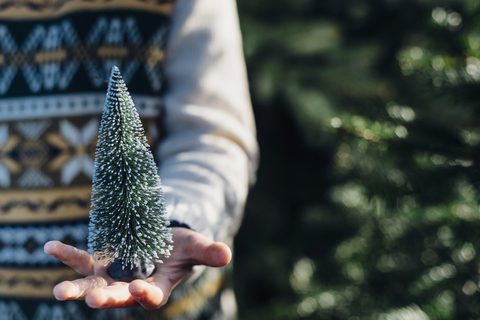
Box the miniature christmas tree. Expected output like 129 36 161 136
88 66 172 280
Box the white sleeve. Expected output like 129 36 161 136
157 0 259 243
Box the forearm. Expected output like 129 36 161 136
158 0 258 242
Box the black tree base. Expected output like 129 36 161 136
107 259 156 282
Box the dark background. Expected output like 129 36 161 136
233 0 480 319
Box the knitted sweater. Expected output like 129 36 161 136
0 0 258 319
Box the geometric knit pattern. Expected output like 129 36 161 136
59 119 98 185
21 22 79 93
0 164 9 188
0 124 10 188
32 302 86 320
0 301 27 320
85 17 142 88
0 124 8 148
0 16 169 96
0 94 164 121
0 25 18 96
0 300 134 320
16 168 53 189
15 120 51 140
0 114 162 190
0 223 88 265
146 26 170 92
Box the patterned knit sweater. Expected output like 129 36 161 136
0 0 258 319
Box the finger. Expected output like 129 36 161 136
129 278 170 310
85 282 138 309
53 275 108 301
204 242 232 267
44 241 95 276
180 231 232 267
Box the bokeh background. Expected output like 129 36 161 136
233 0 480 319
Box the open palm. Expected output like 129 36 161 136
44 227 231 310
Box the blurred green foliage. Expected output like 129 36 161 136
234 0 480 319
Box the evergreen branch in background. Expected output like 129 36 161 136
236 0 480 319
88 66 172 281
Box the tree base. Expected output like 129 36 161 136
107 259 156 282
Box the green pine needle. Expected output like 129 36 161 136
88 66 173 269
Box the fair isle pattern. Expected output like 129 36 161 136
0 0 174 20
17 168 53 188
21 21 80 93
0 301 27 320
0 267 81 297
0 124 10 187
0 118 98 189
0 17 168 95
33 302 86 320
0 223 88 265
15 120 51 140
0 94 162 121
59 118 98 185
0 110 160 190
146 26 170 92
85 17 142 88
0 187 92 223
0 25 17 95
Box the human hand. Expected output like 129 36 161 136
44 227 231 310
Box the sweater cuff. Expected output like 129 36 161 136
169 220 193 230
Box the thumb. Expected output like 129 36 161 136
173 228 232 267
204 242 232 267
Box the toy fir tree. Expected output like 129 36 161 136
88 66 172 280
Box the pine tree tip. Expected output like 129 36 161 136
111 66 121 78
